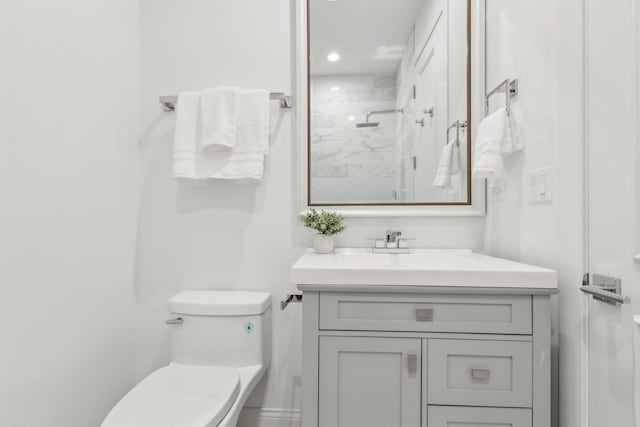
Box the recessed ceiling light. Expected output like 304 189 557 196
327 52 340 62
330 86 340 91
347 115 355 121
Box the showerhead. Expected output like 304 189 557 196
356 122 380 128
355 108 403 128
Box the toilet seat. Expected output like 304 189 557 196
102 363 240 427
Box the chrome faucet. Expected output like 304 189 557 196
370 230 412 253
386 230 402 244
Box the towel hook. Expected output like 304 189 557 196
485 79 518 116
447 120 468 145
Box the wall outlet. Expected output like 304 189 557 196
490 181 506 200
528 166 553 204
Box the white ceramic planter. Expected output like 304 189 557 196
313 234 335 254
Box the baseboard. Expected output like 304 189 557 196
237 407 302 427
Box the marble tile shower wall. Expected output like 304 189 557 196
310 74 398 203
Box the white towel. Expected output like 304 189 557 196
172 89 270 181
200 87 240 152
172 91 201 179
472 108 508 179
433 139 462 188
503 108 524 153
232 89 270 154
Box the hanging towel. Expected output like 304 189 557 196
196 89 270 180
172 91 201 179
472 108 508 179
433 139 462 188
502 108 524 153
173 89 270 181
232 89 270 154
200 87 240 152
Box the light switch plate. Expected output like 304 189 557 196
528 166 552 204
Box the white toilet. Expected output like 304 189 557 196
102 290 272 427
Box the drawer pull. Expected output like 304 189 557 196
415 308 434 321
408 353 418 375
471 369 491 380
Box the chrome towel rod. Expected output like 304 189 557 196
280 294 303 310
447 120 468 144
159 92 293 112
485 78 518 114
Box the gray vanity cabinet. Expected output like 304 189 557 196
301 290 552 427
318 336 421 427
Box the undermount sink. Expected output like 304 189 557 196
291 248 557 291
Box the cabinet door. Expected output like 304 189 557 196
319 336 421 427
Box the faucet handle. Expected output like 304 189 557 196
385 230 402 242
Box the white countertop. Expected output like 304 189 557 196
291 248 558 294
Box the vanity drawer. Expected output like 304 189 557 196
428 406 532 427
427 339 533 407
319 293 532 334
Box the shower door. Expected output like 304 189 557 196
584 0 640 425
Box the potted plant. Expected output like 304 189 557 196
299 209 346 254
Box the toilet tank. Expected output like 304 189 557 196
167 291 272 368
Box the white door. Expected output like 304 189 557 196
318 336 421 427
414 9 447 201
584 0 640 425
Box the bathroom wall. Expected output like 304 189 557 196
138 0 484 424
310 74 398 203
0 1 140 426
448 0 468 126
483 0 585 426
484 0 559 262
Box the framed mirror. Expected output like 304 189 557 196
299 0 485 215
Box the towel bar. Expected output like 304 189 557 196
280 294 303 310
485 79 518 115
447 120 468 144
159 91 293 112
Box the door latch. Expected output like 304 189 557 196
580 273 630 305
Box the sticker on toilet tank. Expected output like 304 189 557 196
244 322 255 334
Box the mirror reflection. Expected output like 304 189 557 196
308 0 471 206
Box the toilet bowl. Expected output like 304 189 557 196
102 290 272 427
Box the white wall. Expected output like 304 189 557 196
484 0 559 263
0 1 140 426
483 0 585 426
0 1 583 426
138 0 484 422
448 0 468 126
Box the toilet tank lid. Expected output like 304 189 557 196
169 291 272 316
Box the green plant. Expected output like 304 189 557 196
299 209 346 236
